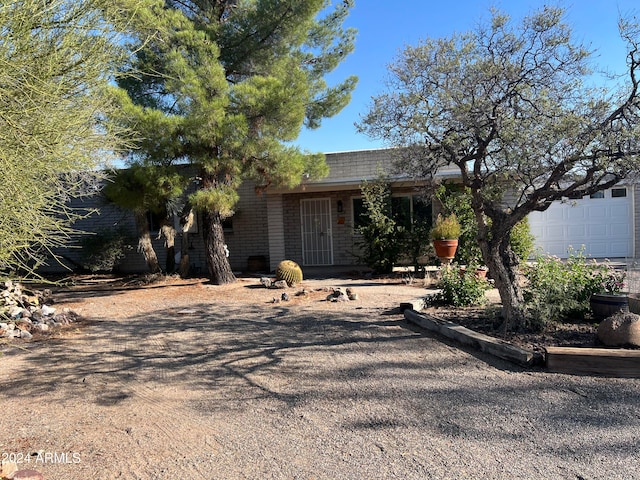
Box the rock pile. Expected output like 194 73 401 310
259 280 360 304
325 287 358 302
0 281 78 340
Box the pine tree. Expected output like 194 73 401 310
113 0 357 283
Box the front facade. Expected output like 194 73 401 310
43 148 640 275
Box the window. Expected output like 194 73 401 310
352 197 368 229
611 187 627 198
590 191 604 199
146 210 164 233
567 191 584 200
352 194 432 232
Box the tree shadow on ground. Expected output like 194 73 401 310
1 297 639 464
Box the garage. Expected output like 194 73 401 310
527 186 633 259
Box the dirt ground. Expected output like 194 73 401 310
1 275 639 479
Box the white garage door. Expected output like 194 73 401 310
528 186 633 258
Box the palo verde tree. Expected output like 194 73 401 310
0 0 131 277
113 0 357 284
359 6 640 330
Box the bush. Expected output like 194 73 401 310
354 176 405 274
435 264 490 307
81 228 133 273
509 217 535 262
522 247 617 329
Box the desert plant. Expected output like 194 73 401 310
435 263 490 307
430 214 461 240
523 247 609 330
275 260 303 287
354 175 405 274
509 218 535 263
81 228 134 273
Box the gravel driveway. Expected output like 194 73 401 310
0 277 639 479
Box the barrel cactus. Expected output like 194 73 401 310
275 260 303 287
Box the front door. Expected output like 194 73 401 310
300 198 333 266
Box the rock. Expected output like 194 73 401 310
597 312 640 347
8 469 44 480
281 293 290 301
41 304 56 316
32 323 49 333
19 330 33 340
273 280 288 289
260 277 273 288
8 305 23 318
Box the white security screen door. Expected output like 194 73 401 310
300 198 333 266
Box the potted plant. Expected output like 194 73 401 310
430 213 461 264
590 265 628 319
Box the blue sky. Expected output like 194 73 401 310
294 0 640 154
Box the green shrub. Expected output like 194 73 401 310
81 228 133 273
435 264 490 307
522 247 615 329
354 175 405 274
509 217 535 262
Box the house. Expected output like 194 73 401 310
43 148 638 275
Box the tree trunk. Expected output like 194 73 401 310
483 235 526 332
133 210 162 274
203 210 235 284
160 219 176 273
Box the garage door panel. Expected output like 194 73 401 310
546 209 565 222
567 206 586 220
546 227 566 240
587 206 609 221
543 242 569 257
528 188 632 258
609 205 630 219
586 242 609 257
567 225 586 237
610 223 630 235
586 224 608 237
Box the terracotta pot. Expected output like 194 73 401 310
459 267 488 278
475 268 488 279
590 293 629 320
433 239 458 264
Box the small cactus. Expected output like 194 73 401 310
275 260 303 287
